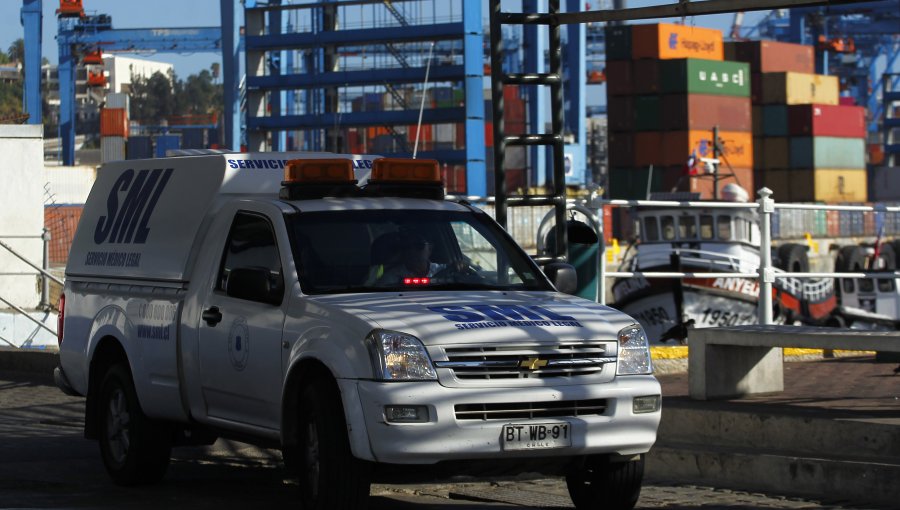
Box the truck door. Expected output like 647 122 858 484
198 210 287 430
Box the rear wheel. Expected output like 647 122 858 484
297 378 371 510
98 363 172 486
566 455 645 510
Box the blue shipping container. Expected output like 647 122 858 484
762 105 788 136
126 136 153 160
155 135 181 157
181 128 205 149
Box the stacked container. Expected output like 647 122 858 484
100 93 129 162
726 40 866 203
605 23 753 200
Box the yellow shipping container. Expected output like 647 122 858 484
761 72 839 105
790 168 867 203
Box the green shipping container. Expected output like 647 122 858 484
659 59 750 97
608 167 664 200
789 137 866 169
762 105 788 136
604 26 632 61
634 96 661 131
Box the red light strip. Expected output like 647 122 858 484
403 277 431 285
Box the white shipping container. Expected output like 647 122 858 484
106 92 130 110
101 136 126 163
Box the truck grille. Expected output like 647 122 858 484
455 399 608 421
435 343 615 380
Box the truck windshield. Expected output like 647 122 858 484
288 209 552 294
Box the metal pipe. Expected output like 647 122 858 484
41 228 50 310
0 294 57 337
758 188 775 325
0 239 64 285
605 272 761 278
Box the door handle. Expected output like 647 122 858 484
202 306 223 327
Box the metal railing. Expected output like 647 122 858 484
595 188 900 325
0 230 62 343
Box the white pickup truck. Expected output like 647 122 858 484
55 152 661 510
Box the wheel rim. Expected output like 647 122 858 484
105 387 131 465
304 419 320 499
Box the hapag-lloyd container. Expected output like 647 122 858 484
662 130 753 167
787 104 866 138
659 59 750 97
790 168 867 203
724 40 814 74
631 23 724 61
789 136 865 169
666 166 754 200
761 72 839 105
660 94 752 132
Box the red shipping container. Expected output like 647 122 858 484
100 108 128 138
787 104 866 138
660 94 752 132
725 40 814 74
605 61 633 96
634 132 664 167
607 132 635 167
826 210 840 237
839 97 856 106
632 60 659 95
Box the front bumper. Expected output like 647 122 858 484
350 375 661 464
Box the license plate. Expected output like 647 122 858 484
501 422 572 451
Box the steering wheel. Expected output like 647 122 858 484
434 260 481 281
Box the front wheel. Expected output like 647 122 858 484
298 378 372 510
97 363 172 486
566 454 645 510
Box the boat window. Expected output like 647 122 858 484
661 216 676 241
678 216 697 239
859 278 875 292
878 278 895 292
842 279 854 293
717 216 732 240
644 217 659 241
700 215 714 240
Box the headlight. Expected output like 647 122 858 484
617 324 653 375
367 330 437 381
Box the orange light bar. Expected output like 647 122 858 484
284 158 355 183
371 158 440 183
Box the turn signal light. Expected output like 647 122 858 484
284 158 355 183
371 158 440 183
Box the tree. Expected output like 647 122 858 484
8 39 25 65
130 68 222 124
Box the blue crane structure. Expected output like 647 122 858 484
20 0 42 126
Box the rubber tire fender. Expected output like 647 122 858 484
566 454 645 510
835 245 866 272
97 363 172 486
776 243 809 273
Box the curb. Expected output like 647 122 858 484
0 347 59 376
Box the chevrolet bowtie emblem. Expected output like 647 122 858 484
520 358 549 370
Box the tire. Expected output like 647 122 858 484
97 363 172 486
566 455 645 510
776 243 809 273
298 378 372 510
835 245 865 272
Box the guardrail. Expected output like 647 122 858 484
0 230 62 344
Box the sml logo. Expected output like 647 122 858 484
94 168 174 244
668 33 678 50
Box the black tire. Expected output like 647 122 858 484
566 455 645 510
298 378 372 510
97 363 172 486
776 243 809 273
835 245 866 272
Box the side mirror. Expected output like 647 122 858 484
543 262 577 295
227 267 283 305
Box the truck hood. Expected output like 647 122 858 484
307 291 635 346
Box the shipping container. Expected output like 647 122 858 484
789 137 865 169
180 128 207 149
126 136 152 160
605 25 632 61
826 210 840 237
669 166 754 200
631 23 724 61
607 96 635 132
761 105 788 136
634 96 662 131
154 135 181 157
724 40 814 74
634 132 664 166
607 132 634 167
605 61 633 96
760 72 839 105
787 104 866 138
632 60 660 95
608 167 665 200
101 136 126 163
753 139 765 172
658 59 750 97
100 108 128 138
106 93 130 110
867 166 900 202
765 169 792 201
761 137 790 170
663 130 753 167
752 106 762 134
790 168 867 203
751 73 762 103
660 94 752 132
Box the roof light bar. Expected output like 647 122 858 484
284 158 355 184
371 158 441 184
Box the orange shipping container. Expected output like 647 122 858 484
631 23 724 61
662 166 754 200
663 130 753 168
100 108 128 138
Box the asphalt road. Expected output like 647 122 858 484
0 371 888 510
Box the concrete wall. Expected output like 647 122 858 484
44 165 96 205
0 125 45 309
